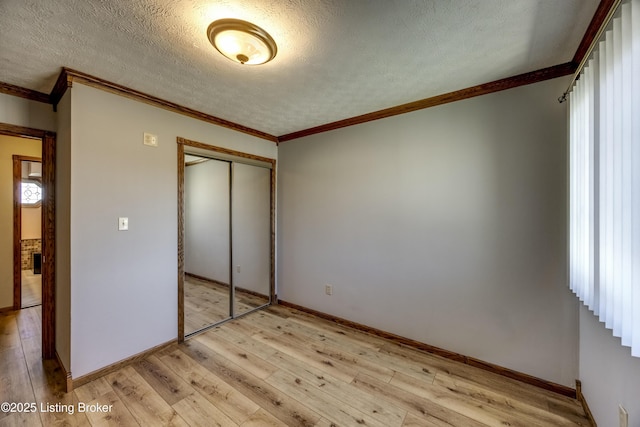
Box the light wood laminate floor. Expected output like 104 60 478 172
184 275 269 335
0 305 590 426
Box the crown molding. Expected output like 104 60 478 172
278 62 576 142
49 68 279 143
0 81 50 104
49 68 74 108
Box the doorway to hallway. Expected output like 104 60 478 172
0 123 56 359
13 156 43 309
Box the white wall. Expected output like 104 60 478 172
579 304 640 427
278 76 578 386
69 83 276 377
185 159 231 283
0 92 56 132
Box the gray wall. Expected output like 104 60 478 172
0 92 56 132
68 83 276 377
185 159 231 284
55 90 72 372
579 304 640 427
232 162 271 296
278 76 578 386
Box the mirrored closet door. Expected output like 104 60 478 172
183 155 232 335
179 140 274 339
232 162 271 317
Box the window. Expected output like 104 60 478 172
569 0 640 357
21 181 42 206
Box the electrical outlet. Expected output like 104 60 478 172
325 284 333 295
619 405 628 427
237 265 241 273
143 132 158 147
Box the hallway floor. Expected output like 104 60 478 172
21 269 41 308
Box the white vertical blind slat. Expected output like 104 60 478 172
587 59 597 310
631 0 640 357
620 2 633 347
592 50 601 317
601 36 613 327
612 17 623 338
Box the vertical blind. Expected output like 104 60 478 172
569 0 640 357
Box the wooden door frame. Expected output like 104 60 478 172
177 137 276 342
12 154 42 309
2 123 56 359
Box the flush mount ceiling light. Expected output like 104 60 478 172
207 18 277 65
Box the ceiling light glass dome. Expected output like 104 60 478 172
207 19 277 65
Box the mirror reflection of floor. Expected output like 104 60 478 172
21 270 42 308
184 275 269 335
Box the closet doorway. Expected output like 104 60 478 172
177 138 275 340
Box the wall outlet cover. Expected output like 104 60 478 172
143 132 158 147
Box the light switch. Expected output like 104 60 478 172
118 217 129 231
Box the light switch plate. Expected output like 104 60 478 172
619 405 628 427
118 217 129 231
143 132 158 147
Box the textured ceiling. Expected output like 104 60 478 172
0 0 599 137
